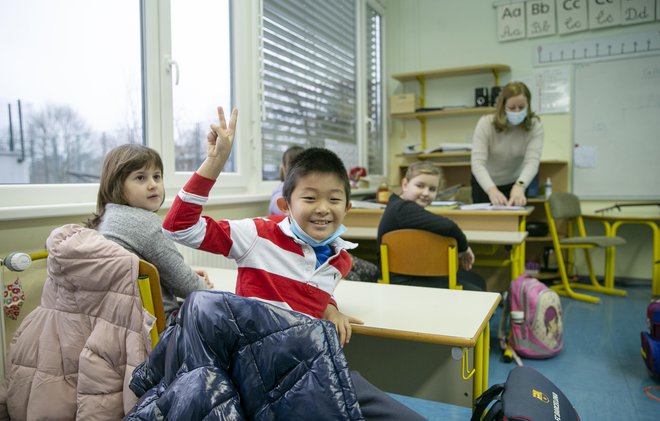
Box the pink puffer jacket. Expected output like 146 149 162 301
2 224 155 421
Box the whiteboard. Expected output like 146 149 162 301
573 55 660 199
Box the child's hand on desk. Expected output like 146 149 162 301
195 269 214 289
459 247 475 271
323 304 364 348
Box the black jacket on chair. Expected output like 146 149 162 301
125 290 364 421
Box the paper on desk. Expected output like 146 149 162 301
431 201 459 207
351 200 386 210
460 203 526 211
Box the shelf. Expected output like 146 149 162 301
397 159 566 168
391 64 511 83
390 64 510 150
391 106 495 120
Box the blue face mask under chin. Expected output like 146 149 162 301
506 108 527 126
289 216 346 247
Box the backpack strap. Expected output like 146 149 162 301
483 400 502 421
470 383 504 421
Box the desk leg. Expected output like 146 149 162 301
510 243 522 279
472 323 490 405
519 215 527 276
483 323 490 395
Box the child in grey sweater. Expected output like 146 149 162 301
86 144 210 322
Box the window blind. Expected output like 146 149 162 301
261 0 357 180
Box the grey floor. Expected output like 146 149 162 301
393 281 660 420
487 281 660 421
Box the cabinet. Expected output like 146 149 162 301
391 64 510 150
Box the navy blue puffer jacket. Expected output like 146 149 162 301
125 290 364 420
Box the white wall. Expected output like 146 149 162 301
382 0 658 280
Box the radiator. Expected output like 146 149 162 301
176 245 237 269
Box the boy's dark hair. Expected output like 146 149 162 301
282 147 351 204
86 143 164 229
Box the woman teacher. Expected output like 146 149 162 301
471 81 543 206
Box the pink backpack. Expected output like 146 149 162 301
500 274 563 359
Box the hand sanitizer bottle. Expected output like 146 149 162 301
544 177 552 199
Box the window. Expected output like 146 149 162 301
260 0 384 180
170 0 234 173
0 0 237 214
0 0 142 186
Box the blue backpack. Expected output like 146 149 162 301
641 300 660 377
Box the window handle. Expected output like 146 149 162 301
366 117 375 134
168 59 180 86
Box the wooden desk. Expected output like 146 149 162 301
585 209 660 296
344 206 533 279
345 206 533 232
204 267 501 407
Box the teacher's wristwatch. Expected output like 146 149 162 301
515 180 525 188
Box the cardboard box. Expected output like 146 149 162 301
390 93 421 114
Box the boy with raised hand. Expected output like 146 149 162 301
163 106 425 420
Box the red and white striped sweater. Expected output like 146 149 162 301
162 173 357 319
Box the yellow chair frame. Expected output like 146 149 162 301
137 260 166 347
380 229 461 289
545 192 627 304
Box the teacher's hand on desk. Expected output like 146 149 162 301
487 187 508 206
508 184 527 207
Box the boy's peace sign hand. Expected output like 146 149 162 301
198 106 238 180
207 106 238 163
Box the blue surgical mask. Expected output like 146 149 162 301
289 216 346 247
506 108 527 126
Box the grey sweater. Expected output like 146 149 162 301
471 114 544 192
99 203 206 320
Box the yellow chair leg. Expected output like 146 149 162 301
553 248 600 304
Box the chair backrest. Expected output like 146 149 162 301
138 260 166 343
381 229 457 277
547 192 582 219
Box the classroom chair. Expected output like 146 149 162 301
379 229 461 289
137 260 167 347
545 192 627 304
5 251 167 348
